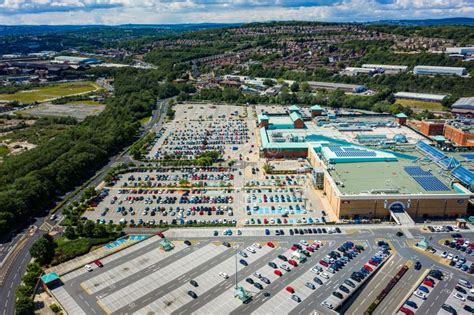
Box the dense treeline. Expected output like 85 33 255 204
0 69 189 236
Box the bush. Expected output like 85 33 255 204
52 235 118 265
49 303 61 313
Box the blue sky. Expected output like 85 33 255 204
0 0 472 25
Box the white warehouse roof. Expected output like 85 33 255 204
362 64 408 71
394 92 447 101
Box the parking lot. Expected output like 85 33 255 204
84 167 328 228
145 104 257 162
49 226 474 315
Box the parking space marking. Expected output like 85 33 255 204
97 243 227 313
80 242 187 294
51 287 87 315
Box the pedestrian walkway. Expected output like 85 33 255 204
51 287 87 315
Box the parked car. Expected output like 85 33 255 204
94 260 103 268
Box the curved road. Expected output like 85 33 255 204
0 98 170 315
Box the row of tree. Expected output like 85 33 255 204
0 69 189 237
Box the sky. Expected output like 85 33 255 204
0 0 473 25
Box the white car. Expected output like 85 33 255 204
280 264 291 271
441 252 448 258
414 291 427 300
246 247 256 253
320 272 330 279
219 272 229 279
253 272 262 279
322 301 334 309
310 267 321 274
84 264 93 272
299 240 309 246
252 243 262 249
447 253 454 260
453 293 465 301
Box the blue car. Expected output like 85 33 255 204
418 286 429 293
240 259 248 266
405 300 418 309
265 229 270 235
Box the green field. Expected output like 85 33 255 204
65 100 102 106
395 99 445 111
0 81 101 104
0 146 9 157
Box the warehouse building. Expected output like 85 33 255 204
445 47 474 55
362 64 408 72
451 97 474 116
307 81 368 93
393 92 447 102
413 65 468 77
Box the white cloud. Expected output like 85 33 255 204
0 0 472 24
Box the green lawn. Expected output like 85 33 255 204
395 99 445 111
0 145 9 157
52 235 117 265
0 81 101 104
139 116 151 125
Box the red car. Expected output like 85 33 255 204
94 260 103 267
399 306 414 315
263 218 269 224
363 264 373 272
267 242 275 248
156 232 165 238
286 286 295 293
423 280 434 287
274 270 283 277
319 260 329 267
288 259 298 267
306 246 314 253
291 245 298 251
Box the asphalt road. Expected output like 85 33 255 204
0 98 170 315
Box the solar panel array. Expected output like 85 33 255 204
404 166 432 176
452 166 474 187
329 146 377 157
404 166 450 191
412 176 450 191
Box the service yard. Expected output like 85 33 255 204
49 227 474 315
18 102 105 120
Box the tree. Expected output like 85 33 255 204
300 82 310 93
263 79 275 87
290 82 300 93
29 234 55 265
64 225 76 240
83 220 95 237
15 296 34 315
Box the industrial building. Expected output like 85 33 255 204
53 56 101 65
393 92 447 102
306 81 368 93
445 47 474 55
258 110 473 221
341 67 377 76
451 97 474 115
413 65 468 77
362 64 408 72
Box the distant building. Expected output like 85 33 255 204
290 112 305 129
413 65 467 77
393 92 447 103
445 47 474 55
342 67 376 76
53 56 101 65
362 64 408 72
451 97 474 116
307 81 367 93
